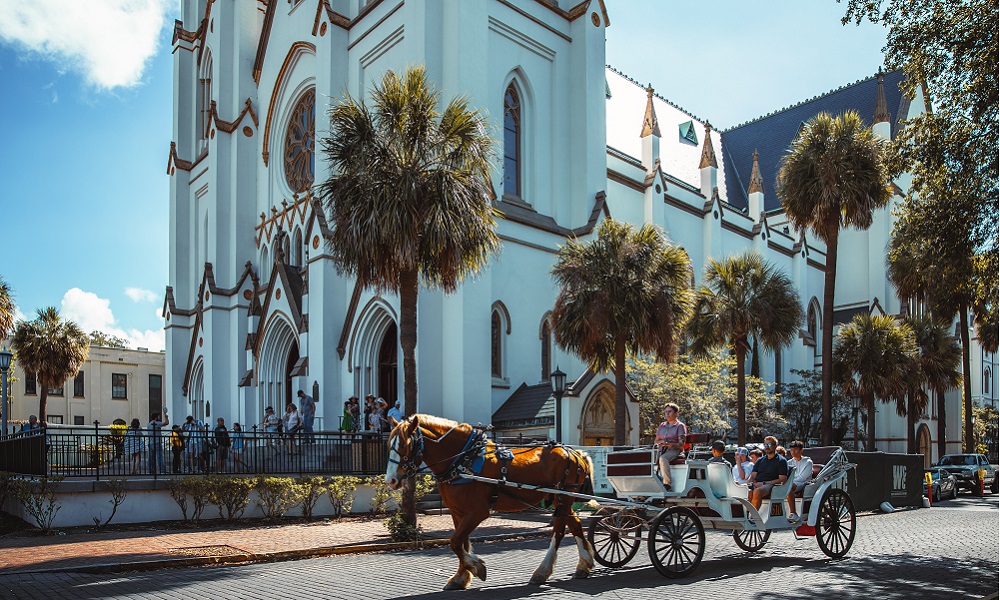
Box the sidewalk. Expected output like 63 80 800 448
0 513 553 575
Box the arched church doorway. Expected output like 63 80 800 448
190 359 205 421
285 341 300 409
377 323 397 404
916 423 932 468
580 383 629 446
257 314 299 419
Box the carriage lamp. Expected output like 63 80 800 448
0 348 12 436
551 366 566 444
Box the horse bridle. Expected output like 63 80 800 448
388 425 426 481
388 420 492 483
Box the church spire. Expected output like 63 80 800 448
640 84 660 138
873 68 890 124
698 122 718 169
748 150 763 195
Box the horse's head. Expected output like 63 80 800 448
385 415 423 490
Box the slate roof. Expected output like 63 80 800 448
492 382 553 428
719 69 909 212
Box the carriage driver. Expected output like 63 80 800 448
654 403 687 491
746 435 788 510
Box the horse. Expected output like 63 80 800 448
385 414 596 590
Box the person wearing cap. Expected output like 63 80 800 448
732 447 750 484
785 440 813 523
297 390 316 444
746 435 789 510
386 400 404 425
654 403 686 490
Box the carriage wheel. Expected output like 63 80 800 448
732 528 770 552
647 506 705 578
587 511 644 568
815 488 856 559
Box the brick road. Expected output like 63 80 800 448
0 495 995 599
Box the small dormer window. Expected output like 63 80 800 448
679 120 698 144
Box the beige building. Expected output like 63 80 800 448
9 345 166 429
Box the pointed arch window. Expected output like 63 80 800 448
503 84 521 198
197 50 213 156
491 302 511 385
540 315 552 382
284 89 316 194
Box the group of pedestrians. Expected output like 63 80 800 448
120 410 250 475
655 404 815 522
261 389 317 456
340 394 403 433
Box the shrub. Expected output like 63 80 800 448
167 477 190 521
327 476 360 520
255 476 305 521
167 477 212 522
93 478 128 527
384 509 422 543
13 476 64 533
206 476 254 521
0 471 14 508
366 475 398 515
296 476 329 520
413 475 434 504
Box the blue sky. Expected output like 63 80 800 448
0 1 887 351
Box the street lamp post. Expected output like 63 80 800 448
0 349 12 436
550 366 566 444
852 395 862 451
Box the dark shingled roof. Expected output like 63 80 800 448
492 383 554 428
720 69 909 212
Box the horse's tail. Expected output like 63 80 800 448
578 450 595 497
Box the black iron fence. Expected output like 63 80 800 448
0 428 389 480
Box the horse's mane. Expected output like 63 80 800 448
413 413 467 439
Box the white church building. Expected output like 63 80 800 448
163 0 993 462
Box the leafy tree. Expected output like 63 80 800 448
776 111 893 446
0 276 14 341
740 376 787 443
907 316 962 455
778 369 851 445
11 308 90 423
552 219 694 445
833 314 917 450
89 331 130 349
316 66 498 527
628 353 733 441
971 403 999 458
686 251 801 445
972 248 998 353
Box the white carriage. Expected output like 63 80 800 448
589 444 857 578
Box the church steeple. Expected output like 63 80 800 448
747 150 764 221
873 68 890 124
640 84 660 138
748 150 763 195
698 122 718 169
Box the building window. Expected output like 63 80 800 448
24 373 36 395
503 84 521 198
74 371 85 397
198 50 213 155
985 367 992 397
491 311 503 379
149 374 163 416
540 317 552 382
74 415 85 426
112 373 128 399
284 89 316 194
48 415 63 425
807 300 820 358
48 384 64 396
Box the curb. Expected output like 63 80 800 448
21 528 551 575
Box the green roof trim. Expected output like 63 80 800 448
679 120 698 144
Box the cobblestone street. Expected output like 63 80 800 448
0 496 995 599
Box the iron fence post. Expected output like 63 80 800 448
94 420 101 482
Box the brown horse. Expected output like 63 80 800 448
386 414 596 590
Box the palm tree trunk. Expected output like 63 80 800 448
398 268 419 526
959 304 974 452
906 390 916 454
614 335 627 446
865 392 876 451
937 387 947 458
736 341 747 445
821 227 840 446
38 388 48 424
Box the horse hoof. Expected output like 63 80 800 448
443 581 469 591
473 564 487 581
573 569 591 579
529 575 548 586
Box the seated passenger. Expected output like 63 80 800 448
654 403 686 491
746 435 788 510
775 445 787 458
732 447 750 484
708 440 731 467
785 440 813 523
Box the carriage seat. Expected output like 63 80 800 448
668 432 710 464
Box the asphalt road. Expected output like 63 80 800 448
1 494 996 600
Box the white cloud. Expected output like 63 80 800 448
13 307 27 323
60 288 164 351
0 0 173 90
125 287 158 303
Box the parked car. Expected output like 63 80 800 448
924 467 958 502
936 454 999 495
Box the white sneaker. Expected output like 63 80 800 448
787 512 799 523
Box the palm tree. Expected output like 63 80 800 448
316 66 499 525
0 276 14 341
832 314 917 451
907 316 962 456
551 219 694 445
777 111 892 446
687 251 802 445
11 307 90 423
